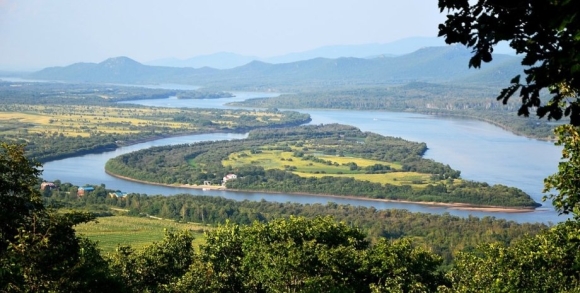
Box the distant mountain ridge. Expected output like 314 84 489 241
146 52 260 70
28 45 523 88
145 37 515 69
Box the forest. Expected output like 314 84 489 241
230 82 557 140
48 184 547 266
3 143 577 292
105 124 539 208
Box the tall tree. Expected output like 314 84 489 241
0 143 120 292
438 0 580 215
438 0 580 125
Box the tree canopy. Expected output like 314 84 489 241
439 0 580 215
0 143 121 292
438 0 580 125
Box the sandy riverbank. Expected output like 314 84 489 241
106 171 536 213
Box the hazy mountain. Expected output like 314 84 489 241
28 46 523 88
30 56 222 84
143 37 517 70
146 52 259 69
145 37 449 69
264 36 447 64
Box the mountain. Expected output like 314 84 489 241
264 36 447 64
146 52 259 69
28 46 523 88
144 37 451 69
143 37 517 70
30 56 221 84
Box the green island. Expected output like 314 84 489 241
105 124 539 208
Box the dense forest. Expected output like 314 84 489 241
105 124 539 207
5 143 578 292
47 183 547 266
230 82 557 140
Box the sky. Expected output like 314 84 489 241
0 0 446 70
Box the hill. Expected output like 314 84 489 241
28 46 523 89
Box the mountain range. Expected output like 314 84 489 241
145 37 515 69
28 45 523 90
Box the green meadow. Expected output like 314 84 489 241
223 146 444 187
75 215 208 253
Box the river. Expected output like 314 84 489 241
40 86 564 223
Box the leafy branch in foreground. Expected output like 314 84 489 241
438 0 580 125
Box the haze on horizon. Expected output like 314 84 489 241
0 0 445 71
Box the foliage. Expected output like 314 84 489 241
53 190 547 266
438 0 580 125
230 83 556 140
544 125 580 215
108 230 195 293
168 216 447 293
0 143 121 292
441 220 580 292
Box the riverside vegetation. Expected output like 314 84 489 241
105 124 539 208
0 81 310 162
229 82 557 140
4 142 580 293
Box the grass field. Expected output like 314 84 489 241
75 215 208 254
0 104 291 138
294 172 432 186
223 147 439 187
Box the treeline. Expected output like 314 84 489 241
226 171 537 207
230 82 557 140
175 91 234 99
105 124 539 207
0 80 234 104
44 184 547 266
5 142 579 292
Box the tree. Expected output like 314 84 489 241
0 143 44 251
438 0 580 125
441 220 580 292
108 230 195 292
0 143 120 292
170 216 447 293
544 125 580 215
438 0 580 214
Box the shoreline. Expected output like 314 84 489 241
105 170 537 213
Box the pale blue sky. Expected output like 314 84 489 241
0 0 446 70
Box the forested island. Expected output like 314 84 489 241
105 124 539 208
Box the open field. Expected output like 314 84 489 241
294 171 433 186
0 104 200 137
223 147 445 187
0 104 295 138
75 215 208 253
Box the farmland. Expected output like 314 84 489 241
0 81 311 161
75 215 208 253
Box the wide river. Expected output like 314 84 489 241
41 85 564 223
